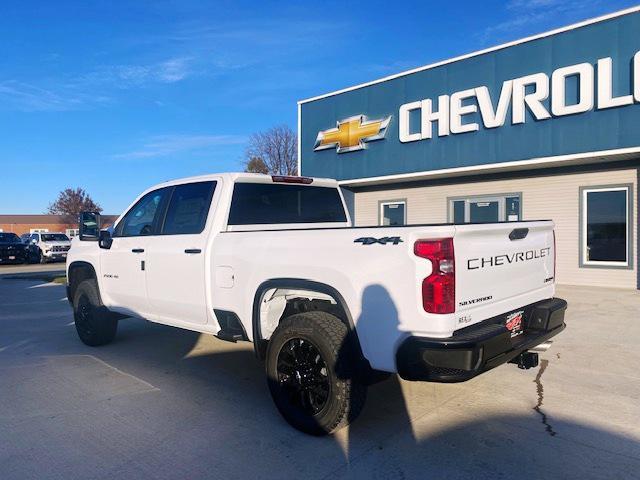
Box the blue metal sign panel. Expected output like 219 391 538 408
299 11 640 181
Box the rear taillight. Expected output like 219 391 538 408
414 238 455 314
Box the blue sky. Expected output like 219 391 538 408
1 0 637 214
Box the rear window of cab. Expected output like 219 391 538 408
228 183 347 225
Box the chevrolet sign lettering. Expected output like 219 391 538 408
314 115 391 153
399 51 640 143
467 247 551 270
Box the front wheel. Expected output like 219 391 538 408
265 311 367 435
73 280 118 346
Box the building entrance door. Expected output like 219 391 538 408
468 199 501 223
450 194 521 224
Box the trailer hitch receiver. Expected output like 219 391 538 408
509 351 539 370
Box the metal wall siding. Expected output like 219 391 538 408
353 169 638 289
300 12 640 181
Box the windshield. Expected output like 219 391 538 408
41 234 70 242
0 233 21 243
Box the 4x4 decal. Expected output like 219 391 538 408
354 236 403 245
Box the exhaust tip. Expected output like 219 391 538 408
529 340 553 353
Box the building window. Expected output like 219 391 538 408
448 193 521 224
66 228 80 238
580 185 632 268
380 200 406 226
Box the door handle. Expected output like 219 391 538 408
131 248 144 253
184 249 201 254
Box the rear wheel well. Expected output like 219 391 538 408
265 293 349 338
254 283 351 341
251 280 373 376
68 262 98 302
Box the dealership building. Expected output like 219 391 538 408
299 7 640 290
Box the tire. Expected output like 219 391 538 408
266 311 367 435
39 250 47 264
73 279 118 346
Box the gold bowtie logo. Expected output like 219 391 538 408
314 115 391 153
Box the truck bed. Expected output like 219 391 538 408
212 220 556 372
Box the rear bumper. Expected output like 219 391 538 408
396 297 567 382
0 253 27 264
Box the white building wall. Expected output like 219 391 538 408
354 168 637 289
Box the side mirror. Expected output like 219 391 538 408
31 239 37 244
79 211 100 241
98 230 113 250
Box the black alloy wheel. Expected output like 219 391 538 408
276 337 331 416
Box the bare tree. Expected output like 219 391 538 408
244 125 298 175
245 156 269 174
47 188 102 224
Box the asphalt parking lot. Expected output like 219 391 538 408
1 267 639 480
0 262 66 277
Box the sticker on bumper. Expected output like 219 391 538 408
505 310 524 338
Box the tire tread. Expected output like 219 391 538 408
267 311 366 435
73 279 118 346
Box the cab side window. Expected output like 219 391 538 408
116 188 169 237
162 181 216 235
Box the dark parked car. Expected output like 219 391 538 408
0 232 29 264
20 233 41 264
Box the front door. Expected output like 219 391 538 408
100 187 170 319
100 236 150 317
145 181 217 326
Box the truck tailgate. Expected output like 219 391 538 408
454 221 555 324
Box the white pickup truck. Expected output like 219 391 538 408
29 232 72 263
67 173 567 435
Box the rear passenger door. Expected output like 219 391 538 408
145 181 217 327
